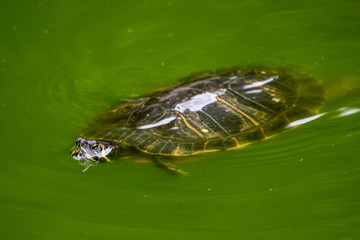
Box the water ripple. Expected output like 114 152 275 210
12 63 115 133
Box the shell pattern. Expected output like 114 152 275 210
82 67 324 156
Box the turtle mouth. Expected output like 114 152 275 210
70 149 99 163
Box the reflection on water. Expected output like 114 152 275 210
286 113 325 128
336 107 360 117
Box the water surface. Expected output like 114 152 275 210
1 1 360 239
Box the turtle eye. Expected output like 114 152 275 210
90 144 99 150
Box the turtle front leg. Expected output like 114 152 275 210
151 156 187 176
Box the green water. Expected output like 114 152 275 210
1 1 360 239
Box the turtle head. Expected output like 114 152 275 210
70 138 115 171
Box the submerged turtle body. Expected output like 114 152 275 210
72 66 324 173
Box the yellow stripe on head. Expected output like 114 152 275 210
100 144 111 162
80 146 93 159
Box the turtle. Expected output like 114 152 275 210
70 66 325 175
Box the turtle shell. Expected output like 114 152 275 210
82 67 325 156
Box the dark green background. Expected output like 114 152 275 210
1 1 359 239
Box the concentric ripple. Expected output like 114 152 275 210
8 62 119 134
